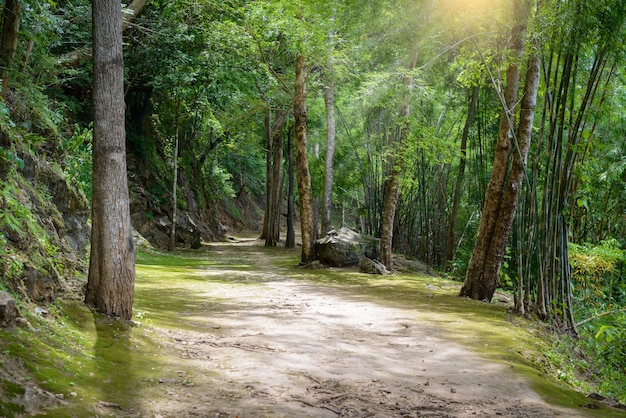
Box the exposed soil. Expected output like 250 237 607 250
145 286 573 418
114 239 599 418
3 238 619 417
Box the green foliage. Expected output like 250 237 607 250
570 240 625 308
0 232 24 290
567 240 626 403
0 147 24 170
578 313 626 403
0 181 29 235
61 125 93 200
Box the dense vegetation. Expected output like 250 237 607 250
0 0 624 405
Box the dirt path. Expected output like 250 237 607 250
97 240 603 418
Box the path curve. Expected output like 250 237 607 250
124 241 597 418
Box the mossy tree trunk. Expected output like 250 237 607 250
294 54 314 263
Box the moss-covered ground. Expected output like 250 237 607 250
0 241 623 416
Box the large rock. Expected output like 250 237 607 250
0 291 18 327
315 227 380 267
358 257 390 275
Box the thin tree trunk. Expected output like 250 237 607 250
0 0 21 97
85 0 135 320
294 54 314 263
169 97 181 252
260 110 272 241
321 80 336 235
445 85 478 267
266 111 286 247
286 123 296 248
380 50 418 269
20 20 40 75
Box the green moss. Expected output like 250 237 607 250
2 380 26 397
283 268 625 417
0 399 25 416
2 245 624 416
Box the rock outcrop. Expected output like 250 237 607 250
22 264 55 304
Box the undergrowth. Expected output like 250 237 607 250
547 240 626 404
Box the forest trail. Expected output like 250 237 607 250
65 239 617 417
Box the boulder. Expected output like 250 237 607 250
358 257 390 275
0 291 18 327
315 227 380 267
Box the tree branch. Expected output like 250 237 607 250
58 0 149 68
576 308 626 327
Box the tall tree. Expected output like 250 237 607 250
85 0 135 320
379 50 418 269
286 123 296 249
514 0 626 329
169 96 181 252
321 78 336 235
460 0 539 302
0 0 21 97
294 53 314 263
321 15 338 235
445 86 479 267
264 109 288 247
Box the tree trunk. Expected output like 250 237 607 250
294 54 314 263
260 110 271 241
321 80 336 235
85 0 135 320
286 123 296 249
460 1 531 302
266 111 287 247
380 163 402 269
379 50 418 270
169 97 181 252
19 24 37 74
0 0 21 97
445 86 479 267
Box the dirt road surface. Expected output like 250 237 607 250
92 240 606 418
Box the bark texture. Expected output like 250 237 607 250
263 110 287 247
321 81 336 235
294 54 314 263
169 98 180 251
460 2 538 302
85 0 135 320
0 0 21 96
286 124 296 249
